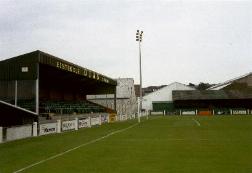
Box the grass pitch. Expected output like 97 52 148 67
0 115 252 173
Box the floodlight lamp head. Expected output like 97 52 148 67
136 29 143 42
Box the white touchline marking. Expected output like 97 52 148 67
192 118 201 126
166 138 208 141
13 123 139 173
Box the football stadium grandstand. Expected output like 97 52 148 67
0 50 117 126
173 73 252 115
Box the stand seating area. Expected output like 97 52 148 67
40 100 105 114
18 99 35 112
5 99 105 115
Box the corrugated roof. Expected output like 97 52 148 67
208 72 252 90
173 90 252 101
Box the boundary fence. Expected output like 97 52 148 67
150 109 252 116
0 113 138 143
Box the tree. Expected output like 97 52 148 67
188 83 196 88
188 82 214 90
197 82 213 90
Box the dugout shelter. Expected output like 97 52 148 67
0 50 117 126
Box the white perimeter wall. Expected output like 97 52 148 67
142 82 194 111
6 125 32 141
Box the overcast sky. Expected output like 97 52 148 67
0 0 251 87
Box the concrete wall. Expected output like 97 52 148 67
6 124 32 141
142 82 194 111
87 78 137 115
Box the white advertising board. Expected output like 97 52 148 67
79 118 90 128
232 110 247 115
101 115 108 123
91 117 100 126
39 123 57 136
151 112 163 115
182 111 196 115
62 120 76 131
121 115 127 121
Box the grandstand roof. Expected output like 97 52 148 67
208 72 252 90
0 50 116 85
0 100 37 126
173 90 252 101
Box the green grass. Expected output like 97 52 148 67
0 115 252 173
